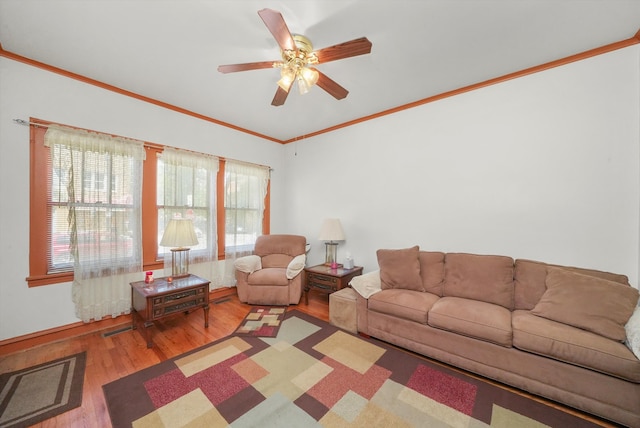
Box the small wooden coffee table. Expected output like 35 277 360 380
303 264 363 304
130 274 210 348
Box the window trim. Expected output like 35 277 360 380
26 119 270 287
141 145 162 272
28 120 56 286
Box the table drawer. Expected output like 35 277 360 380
307 273 338 289
153 296 206 317
157 288 203 304
150 286 207 318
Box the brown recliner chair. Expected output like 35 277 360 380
234 234 307 305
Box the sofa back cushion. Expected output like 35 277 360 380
443 253 515 309
378 246 424 291
419 251 445 296
531 268 639 342
514 259 630 311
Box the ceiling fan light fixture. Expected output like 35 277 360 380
297 74 311 95
300 66 319 86
297 66 319 95
277 67 296 92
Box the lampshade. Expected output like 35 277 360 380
300 66 319 86
297 67 319 94
160 219 198 248
318 218 345 242
297 75 311 95
277 66 296 91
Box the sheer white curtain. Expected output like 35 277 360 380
44 125 145 322
159 148 220 283
223 161 270 285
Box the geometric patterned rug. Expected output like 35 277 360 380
0 351 86 428
103 311 602 427
233 306 286 338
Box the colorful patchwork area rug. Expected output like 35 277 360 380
233 306 286 338
103 311 602 427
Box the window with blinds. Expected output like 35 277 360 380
157 149 218 262
45 126 144 275
27 118 271 287
224 161 270 254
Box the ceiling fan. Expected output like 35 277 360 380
217 8 372 107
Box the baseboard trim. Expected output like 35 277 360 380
0 287 238 356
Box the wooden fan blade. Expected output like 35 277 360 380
258 8 296 52
271 79 293 106
315 37 372 63
271 87 288 106
218 61 279 73
315 70 349 100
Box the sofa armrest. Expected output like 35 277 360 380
350 270 382 298
286 254 306 279
234 255 262 274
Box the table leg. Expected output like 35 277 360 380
131 309 137 330
142 322 153 348
203 304 210 328
131 309 153 347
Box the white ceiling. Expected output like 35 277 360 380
1 0 639 142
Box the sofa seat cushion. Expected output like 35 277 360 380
512 310 640 382
428 297 513 347
368 289 438 324
248 268 289 286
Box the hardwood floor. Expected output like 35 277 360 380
0 292 328 427
0 291 614 427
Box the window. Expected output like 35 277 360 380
157 148 218 264
45 125 144 277
224 161 270 254
48 138 136 272
83 171 109 193
27 119 270 287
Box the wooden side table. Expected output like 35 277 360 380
303 264 363 304
130 274 210 348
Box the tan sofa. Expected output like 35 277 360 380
351 247 640 427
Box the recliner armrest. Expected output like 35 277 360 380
234 255 262 273
286 254 306 279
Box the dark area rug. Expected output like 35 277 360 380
103 311 602 427
0 351 86 428
233 306 286 337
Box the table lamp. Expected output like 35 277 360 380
318 218 345 268
160 218 199 278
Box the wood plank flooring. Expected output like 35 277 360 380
0 292 328 427
0 291 614 427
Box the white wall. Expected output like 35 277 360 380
0 57 286 340
285 46 640 287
